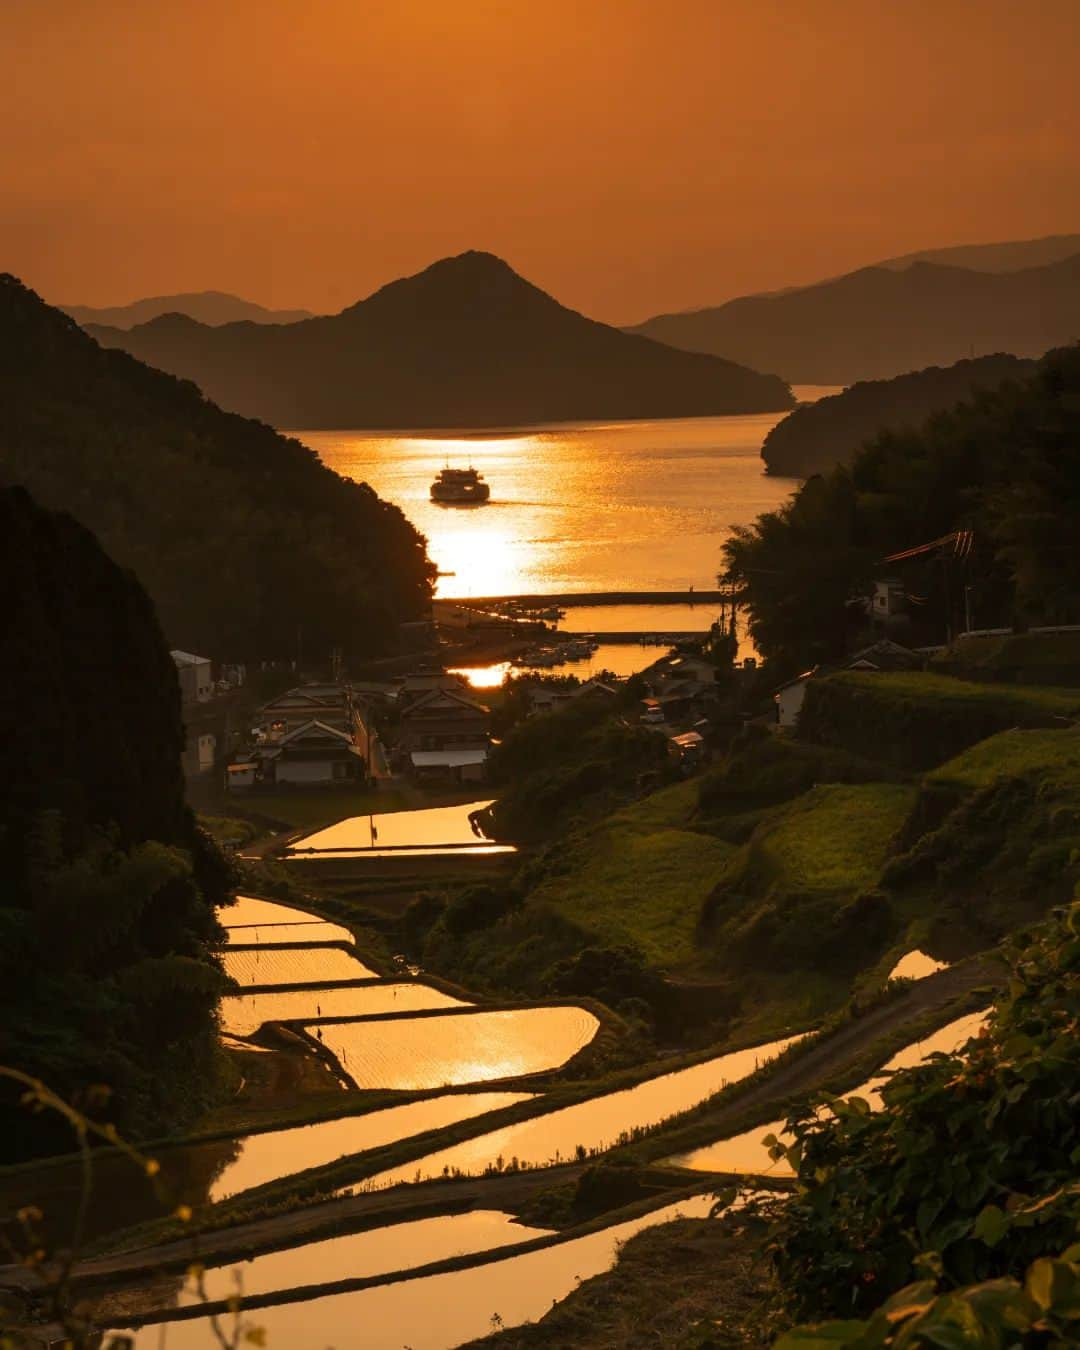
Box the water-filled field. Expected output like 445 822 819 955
221 983 467 1037
307 1007 600 1089
291 800 503 853
361 1033 803 1189
223 945 378 987
114 1194 715 1349
208 1092 534 1201
667 1010 988 1176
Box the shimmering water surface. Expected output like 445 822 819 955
308 1007 600 1089
293 800 494 852
176 1209 552 1308
668 1010 989 1176
208 1092 533 1201
116 1194 715 1349
221 983 466 1037
361 1033 804 1190
299 402 837 601
223 946 377 987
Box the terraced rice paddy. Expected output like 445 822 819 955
358 1033 804 1190
667 1010 989 1177
208 1093 534 1201
307 1007 600 1089
221 983 467 1037
113 1194 716 1349
173 1209 553 1307
223 945 377 987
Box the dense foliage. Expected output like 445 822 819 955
769 905 1080 1337
0 274 434 663
723 346 1080 677
488 693 671 842
0 489 228 1158
761 355 1033 477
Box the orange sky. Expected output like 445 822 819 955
3 0 1078 323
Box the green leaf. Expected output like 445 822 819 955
972 1202 1009 1247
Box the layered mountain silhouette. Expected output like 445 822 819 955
62 290 315 328
85 252 793 427
628 251 1080 384
761 353 1037 477
874 233 1080 274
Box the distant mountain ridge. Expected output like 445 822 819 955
761 353 1037 477
85 251 794 428
62 290 316 329
874 233 1080 274
627 249 1080 384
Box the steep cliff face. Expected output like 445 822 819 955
0 488 227 1159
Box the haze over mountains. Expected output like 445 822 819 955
628 242 1080 384
61 291 316 329
84 252 794 429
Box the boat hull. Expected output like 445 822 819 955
430 483 491 504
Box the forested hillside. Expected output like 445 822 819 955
0 275 434 663
0 488 229 1159
761 354 1034 477
724 345 1080 676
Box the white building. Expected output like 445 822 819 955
774 669 817 729
171 650 214 703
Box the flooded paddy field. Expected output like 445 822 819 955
304 1006 601 1090
109 1194 717 1349
356 1033 803 1190
221 982 467 1037
667 1009 989 1176
223 944 379 986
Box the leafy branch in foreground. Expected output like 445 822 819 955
763 901 1080 1339
0 1067 262 1350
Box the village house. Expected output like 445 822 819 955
396 684 492 784
254 684 355 738
229 719 365 790
171 650 214 704
774 668 818 729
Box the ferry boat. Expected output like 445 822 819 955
430 466 491 505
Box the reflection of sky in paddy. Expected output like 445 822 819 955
207 1092 532 1201
294 800 493 851
299 414 807 599
307 1007 600 1089
223 946 377 986
668 1010 989 1176
361 1033 804 1190
173 1209 552 1307
118 1193 716 1349
220 983 466 1036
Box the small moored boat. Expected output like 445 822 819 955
430 466 491 505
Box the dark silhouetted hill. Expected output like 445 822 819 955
0 486 228 1157
627 253 1080 384
62 290 315 328
85 251 794 427
0 274 433 663
762 353 1037 477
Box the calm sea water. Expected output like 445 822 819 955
297 390 835 600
